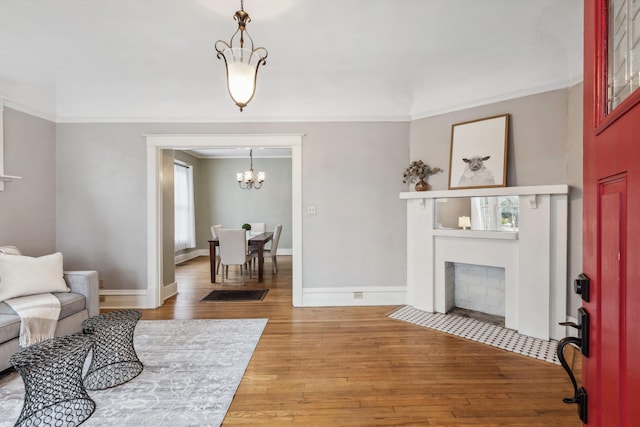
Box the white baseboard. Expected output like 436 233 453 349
302 286 407 307
99 289 149 309
101 284 404 309
175 249 208 264
99 287 177 309
163 282 178 301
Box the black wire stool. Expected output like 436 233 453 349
10 334 96 427
82 309 143 390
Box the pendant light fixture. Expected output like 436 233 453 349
236 149 265 189
215 0 268 111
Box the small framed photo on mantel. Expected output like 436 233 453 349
448 114 509 190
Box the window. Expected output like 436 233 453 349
607 0 640 112
174 161 195 251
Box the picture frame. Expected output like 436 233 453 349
448 114 509 190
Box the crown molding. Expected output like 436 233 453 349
410 77 584 121
54 114 411 124
4 77 584 125
1 98 57 123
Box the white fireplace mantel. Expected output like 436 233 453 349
401 185 568 341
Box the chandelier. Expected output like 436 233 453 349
215 0 268 111
236 149 265 189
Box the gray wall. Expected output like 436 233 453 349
0 108 57 256
55 123 148 288
409 87 583 314
301 122 408 287
3 87 582 315
196 157 292 250
566 83 583 315
162 149 175 286
410 89 570 190
54 121 409 291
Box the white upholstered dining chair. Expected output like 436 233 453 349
218 229 252 285
251 224 282 275
211 224 222 239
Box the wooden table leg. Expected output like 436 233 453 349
209 241 217 283
257 241 265 282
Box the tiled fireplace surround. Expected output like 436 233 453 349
401 185 569 341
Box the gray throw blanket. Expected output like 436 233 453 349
5 293 61 347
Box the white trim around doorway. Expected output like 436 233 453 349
146 134 304 309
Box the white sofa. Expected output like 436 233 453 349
0 246 100 372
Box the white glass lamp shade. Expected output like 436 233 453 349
236 172 244 182
257 171 266 182
221 47 261 110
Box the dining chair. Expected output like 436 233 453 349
251 224 282 275
210 224 223 275
211 224 223 239
218 229 252 285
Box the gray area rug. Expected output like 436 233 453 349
0 318 267 427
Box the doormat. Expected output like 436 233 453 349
202 289 268 302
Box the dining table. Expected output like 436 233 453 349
208 231 274 283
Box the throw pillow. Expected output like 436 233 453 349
0 252 69 302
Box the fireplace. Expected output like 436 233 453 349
445 262 505 318
402 185 568 340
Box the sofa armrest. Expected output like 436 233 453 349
64 270 100 318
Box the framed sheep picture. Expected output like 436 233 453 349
447 114 509 190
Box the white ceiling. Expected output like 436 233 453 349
0 0 583 123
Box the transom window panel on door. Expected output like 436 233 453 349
608 0 640 112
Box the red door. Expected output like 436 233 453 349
583 0 640 425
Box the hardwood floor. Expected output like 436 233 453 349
138 256 580 426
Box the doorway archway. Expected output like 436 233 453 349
146 134 303 308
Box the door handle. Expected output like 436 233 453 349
559 307 589 357
557 307 589 423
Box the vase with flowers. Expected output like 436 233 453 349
402 160 442 191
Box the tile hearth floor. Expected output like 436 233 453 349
389 305 559 364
